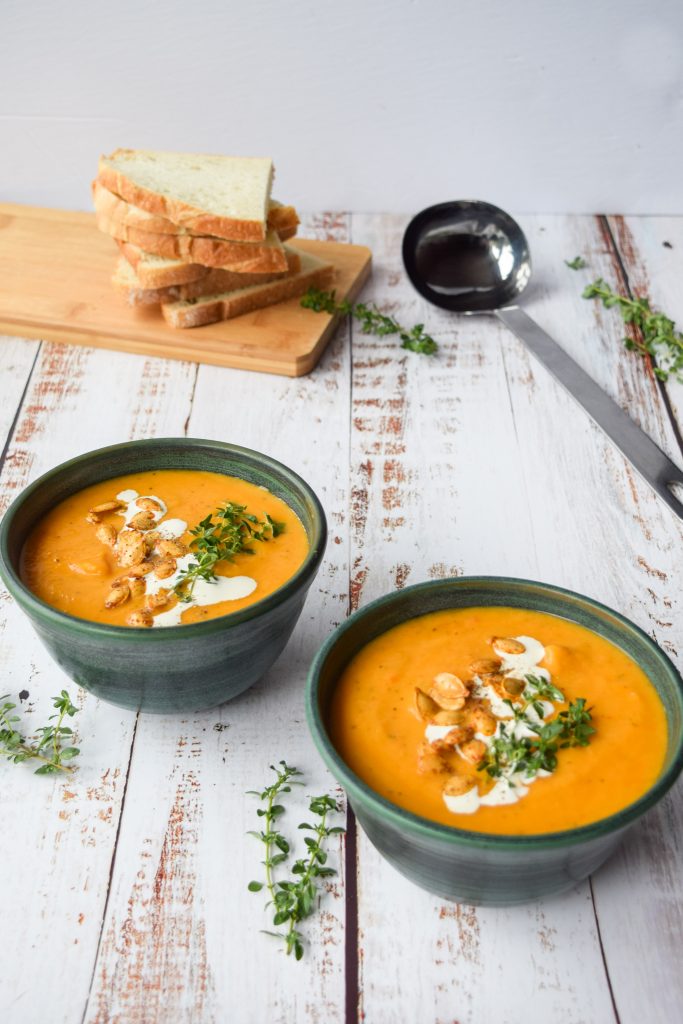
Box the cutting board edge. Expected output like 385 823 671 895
0 204 373 376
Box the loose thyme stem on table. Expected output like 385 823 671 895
247 761 345 960
301 287 439 355
0 690 80 775
582 277 683 383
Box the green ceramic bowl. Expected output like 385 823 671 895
0 438 327 714
306 576 683 906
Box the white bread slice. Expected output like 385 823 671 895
162 250 335 329
115 240 284 288
93 181 298 239
112 247 303 305
98 150 273 241
96 209 289 271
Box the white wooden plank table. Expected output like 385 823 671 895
0 212 681 1024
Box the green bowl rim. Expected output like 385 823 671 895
306 575 683 850
0 437 327 639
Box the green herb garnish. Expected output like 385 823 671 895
565 256 587 270
174 502 285 602
0 690 80 775
582 278 683 382
556 697 595 747
483 720 559 779
523 673 565 707
480 675 595 782
247 761 344 960
301 287 438 355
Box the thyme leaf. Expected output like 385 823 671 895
0 690 80 775
565 256 587 270
301 287 438 355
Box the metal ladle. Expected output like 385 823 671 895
402 200 683 521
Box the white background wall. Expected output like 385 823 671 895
2 0 682 214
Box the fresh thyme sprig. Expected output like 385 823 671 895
565 255 587 270
0 690 80 775
174 502 285 602
247 762 344 960
480 675 595 782
301 287 438 355
582 278 683 382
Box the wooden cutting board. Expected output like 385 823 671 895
0 203 372 376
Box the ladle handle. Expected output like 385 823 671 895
495 306 683 522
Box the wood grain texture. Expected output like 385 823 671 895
492 213 683 1024
347 214 618 1024
0 204 371 376
80 212 352 1024
605 214 683 454
0 335 39 459
0 211 681 1024
0 344 197 1022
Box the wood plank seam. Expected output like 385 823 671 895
182 364 201 435
499 308 618 1014
589 213 683 1024
344 260 361 1024
78 355 203 1022
588 878 622 1024
79 716 140 1024
0 342 41 477
600 215 683 460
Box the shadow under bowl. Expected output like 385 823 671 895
306 576 683 906
0 438 327 714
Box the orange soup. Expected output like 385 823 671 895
21 469 308 628
329 607 668 834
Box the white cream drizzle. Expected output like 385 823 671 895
155 518 187 539
153 575 257 627
429 634 561 815
112 489 257 628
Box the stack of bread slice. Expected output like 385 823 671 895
93 150 334 328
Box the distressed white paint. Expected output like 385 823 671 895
606 214 683 442
0 212 681 1023
483 212 683 1023
81 213 352 1024
348 214 616 1024
2 0 683 213
0 345 197 1021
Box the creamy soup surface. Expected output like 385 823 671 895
329 607 668 835
21 469 308 627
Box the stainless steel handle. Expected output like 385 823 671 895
496 306 683 522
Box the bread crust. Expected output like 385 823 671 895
112 250 303 305
115 240 287 287
116 240 207 286
98 150 271 241
93 181 298 239
161 262 335 329
98 211 289 271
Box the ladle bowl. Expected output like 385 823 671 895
402 200 683 521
